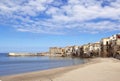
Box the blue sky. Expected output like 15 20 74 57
0 0 120 52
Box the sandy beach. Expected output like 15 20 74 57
0 58 120 81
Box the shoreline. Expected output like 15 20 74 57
0 58 120 81
0 58 88 77
0 58 92 81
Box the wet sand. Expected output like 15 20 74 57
0 58 120 81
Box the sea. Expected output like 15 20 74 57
0 53 88 76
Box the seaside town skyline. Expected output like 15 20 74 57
0 0 120 52
0 1 120 81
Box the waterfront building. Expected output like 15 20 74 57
49 47 64 56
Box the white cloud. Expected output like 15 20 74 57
0 0 120 34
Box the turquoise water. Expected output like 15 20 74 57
0 53 87 76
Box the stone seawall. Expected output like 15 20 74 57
8 53 41 56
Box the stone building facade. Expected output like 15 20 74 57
49 47 64 56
